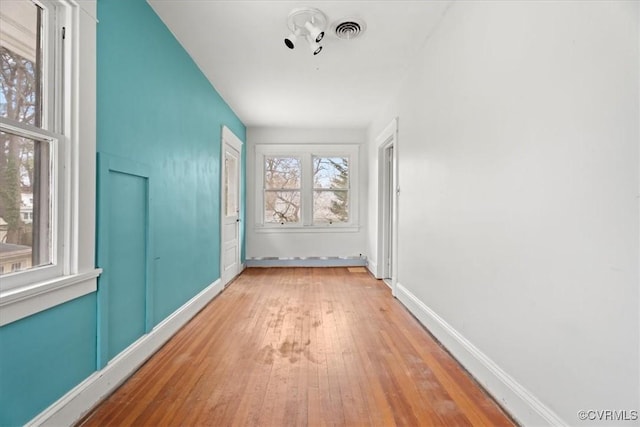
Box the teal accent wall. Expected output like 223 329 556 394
0 294 97 426
106 169 147 357
0 0 245 423
97 0 245 350
103 164 150 361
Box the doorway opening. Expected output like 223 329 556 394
377 118 398 296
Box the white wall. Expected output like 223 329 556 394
367 2 639 425
247 127 368 259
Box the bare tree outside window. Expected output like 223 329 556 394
264 157 301 223
0 1 51 275
258 146 357 228
313 157 349 224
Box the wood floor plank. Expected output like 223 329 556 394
79 267 515 427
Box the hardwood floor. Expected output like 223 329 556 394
80 267 514 426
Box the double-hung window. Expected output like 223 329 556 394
0 0 98 325
264 156 302 224
0 0 64 284
256 144 359 231
312 156 349 224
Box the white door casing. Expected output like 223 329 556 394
377 118 399 296
221 126 243 285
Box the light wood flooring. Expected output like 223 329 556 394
80 267 515 426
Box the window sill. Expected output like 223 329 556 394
254 225 360 233
0 269 102 327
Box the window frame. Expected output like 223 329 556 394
255 144 359 232
0 121 65 290
263 155 302 225
0 0 66 289
0 0 100 327
312 155 350 225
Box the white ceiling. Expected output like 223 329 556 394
148 1 451 129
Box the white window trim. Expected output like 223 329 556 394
0 0 99 327
0 118 66 290
255 144 359 232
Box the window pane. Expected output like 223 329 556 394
265 157 300 189
0 130 51 275
0 0 43 127
313 157 348 189
265 190 300 224
225 152 237 217
313 190 349 223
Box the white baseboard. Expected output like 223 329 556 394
246 256 366 268
27 278 223 427
395 282 567 427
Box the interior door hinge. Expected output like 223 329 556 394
62 27 66 40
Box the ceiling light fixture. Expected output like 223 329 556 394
306 35 322 55
284 29 301 49
283 7 327 56
305 21 324 43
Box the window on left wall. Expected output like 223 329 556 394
0 0 99 320
0 0 63 288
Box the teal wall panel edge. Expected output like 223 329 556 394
96 153 154 369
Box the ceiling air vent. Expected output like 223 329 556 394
333 19 366 40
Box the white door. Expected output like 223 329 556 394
221 127 243 285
